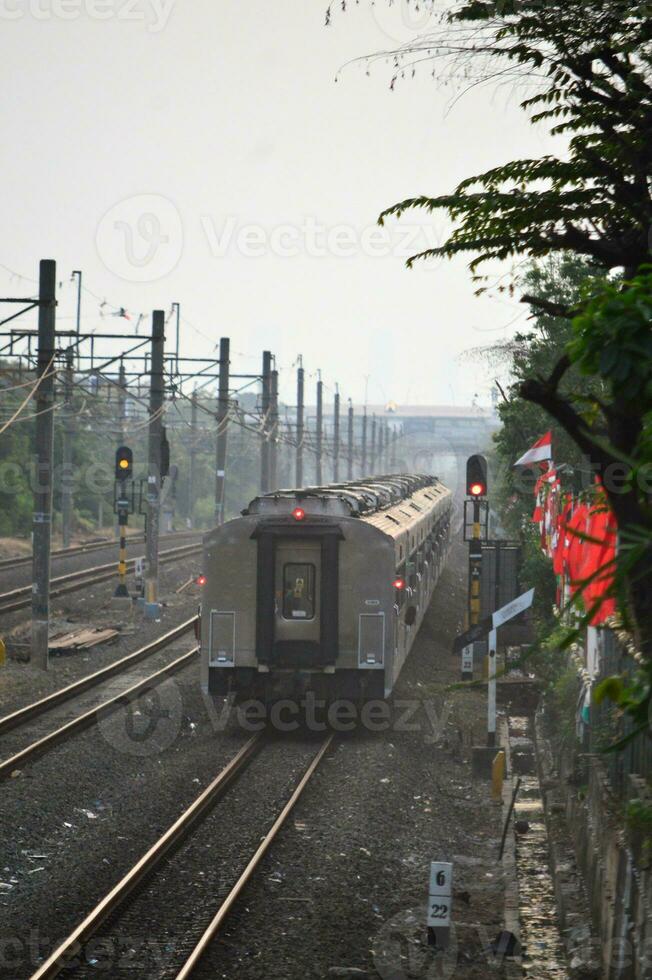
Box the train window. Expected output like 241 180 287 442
282 563 316 620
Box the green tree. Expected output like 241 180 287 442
374 0 652 666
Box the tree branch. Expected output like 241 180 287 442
520 294 574 319
519 376 613 473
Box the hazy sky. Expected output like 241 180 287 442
2 0 559 408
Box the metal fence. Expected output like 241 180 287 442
590 629 652 800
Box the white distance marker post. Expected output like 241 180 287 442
427 861 453 950
461 643 473 681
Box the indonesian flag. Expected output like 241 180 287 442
514 431 553 468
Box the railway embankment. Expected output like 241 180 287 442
534 705 652 979
0 536 571 979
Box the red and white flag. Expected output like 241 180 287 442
514 431 552 468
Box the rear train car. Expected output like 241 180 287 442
199 474 452 703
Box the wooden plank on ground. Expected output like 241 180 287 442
49 627 119 653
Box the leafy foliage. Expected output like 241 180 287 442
378 0 652 277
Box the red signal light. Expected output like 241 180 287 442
469 482 485 497
196 574 207 586
292 507 306 521
393 578 405 590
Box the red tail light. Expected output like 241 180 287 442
393 578 405 590
196 574 207 586
292 507 306 521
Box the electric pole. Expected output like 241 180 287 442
361 409 367 478
260 350 272 492
296 359 304 488
316 374 323 485
72 269 82 370
144 310 165 620
377 419 385 476
392 426 398 470
188 386 198 528
370 414 377 476
215 336 230 524
333 386 340 482
61 349 75 550
270 367 279 491
347 400 354 480
31 259 57 669
115 359 127 539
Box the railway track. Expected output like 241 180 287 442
0 618 198 779
31 733 334 979
0 541 201 616
0 530 202 573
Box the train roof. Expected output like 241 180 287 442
243 474 449 519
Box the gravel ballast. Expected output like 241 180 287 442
0 536 512 979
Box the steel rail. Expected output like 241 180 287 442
0 542 201 615
0 616 197 736
29 735 262 980
0 530 202 572
0 646 199 781
175 733 334 979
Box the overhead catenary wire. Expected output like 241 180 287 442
0 353 57 436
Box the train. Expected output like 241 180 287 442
199 474 452 704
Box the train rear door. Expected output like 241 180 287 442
274 542 321 647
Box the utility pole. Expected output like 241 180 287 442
61 350 75 549
188 386 198 528
117 360 127 439
370 414 377 476
296 359 304 488
260 350 272 493
333 386 340 482
72 269 82 370
361 409 367 478
144 310 165 620
391 427 398 470
316 374 323 485
215 337 230 524
378 419 385 476
31 259 57 669
269 368 279 491
347 400 354 480
115 360 127 539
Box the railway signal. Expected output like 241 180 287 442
114 445 134 598
466 454 487 498
464 454 489 637
115 445 133 481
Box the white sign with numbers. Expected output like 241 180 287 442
428 896 452 928
428 861 453 928
429 861 453 896
461 644 473 674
